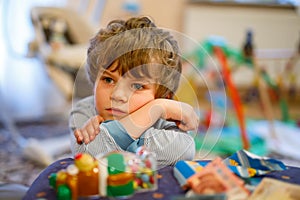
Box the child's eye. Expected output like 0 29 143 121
131 83 144 90
102 77 114 84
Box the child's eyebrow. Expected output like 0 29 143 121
101 70 118 79
129 77 155 84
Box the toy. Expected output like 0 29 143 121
49 147 157 199
187 157 249 199
193 37 250 150
174 150 286 194
214 46 249 150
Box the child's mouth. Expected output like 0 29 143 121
106 108 127 116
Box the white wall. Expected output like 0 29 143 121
183 4 300 51
100 1 300 53
99 0 186 31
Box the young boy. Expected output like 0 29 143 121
69 16 199 166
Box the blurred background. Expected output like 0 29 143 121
0 0 300 197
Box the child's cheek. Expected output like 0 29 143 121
128 93 155 113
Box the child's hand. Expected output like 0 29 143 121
74 115 104 144
158 99 199 131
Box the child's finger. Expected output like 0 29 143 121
85 122 98 140
74 130 83 144
96 115 104 123
177 118 198 131
177 122 189 132
81 129 90 144
92 116 101 135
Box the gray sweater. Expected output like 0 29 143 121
69 96 195 166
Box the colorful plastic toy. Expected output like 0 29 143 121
214 46 250 150
49 147 157 200
191 37 250 150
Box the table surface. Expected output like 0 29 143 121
23 157 300 200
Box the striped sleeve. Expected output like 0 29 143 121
70 124 123 158
143 127 195 166
69 96 97 132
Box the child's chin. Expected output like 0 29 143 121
106 115 125 121
114 115 127 120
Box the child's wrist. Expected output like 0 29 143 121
152 99 170 119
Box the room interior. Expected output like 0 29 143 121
1 0 300 199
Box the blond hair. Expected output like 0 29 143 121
86 16 182 98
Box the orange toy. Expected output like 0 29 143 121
214 47 250 150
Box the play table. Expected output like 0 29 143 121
23 157 300 200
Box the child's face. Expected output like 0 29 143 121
94 64 156 121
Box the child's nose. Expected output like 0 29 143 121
110 84 128 103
